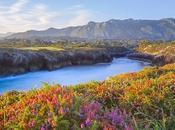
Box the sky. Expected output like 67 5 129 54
0 0 174 33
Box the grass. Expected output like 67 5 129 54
17 46 64 51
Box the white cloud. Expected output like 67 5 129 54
0 1 92 33
9 0 29 13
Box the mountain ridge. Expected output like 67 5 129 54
6 18 175 41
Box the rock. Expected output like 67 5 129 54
127 53 154 62
0 47 129 76
127 52 175 65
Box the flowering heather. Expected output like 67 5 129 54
1 63 175 129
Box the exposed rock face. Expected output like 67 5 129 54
0 47 129 76
127 53 175 65
127 53 154 62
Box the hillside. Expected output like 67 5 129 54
136 41 175 56
127 41 175 65
7 18 175 41
1 63 175 129
0 32 13 39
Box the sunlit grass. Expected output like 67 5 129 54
136 41 175 56
17 46 64 51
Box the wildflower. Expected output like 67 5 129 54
85 117 92 126
48 117 52 124
124 126 133 130
105 108 124 127
80 123 85 128
51 120 57 127
31 120 36 127
58 107 65 115
40 127 45 130
48 112 53 117
79 113 84 119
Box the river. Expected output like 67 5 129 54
0 57 150 93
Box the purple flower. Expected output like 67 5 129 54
85 118 92 126
79 113 84 119
80 102 101 118
105 108 125 127
124 126 133 130
81 102 101 113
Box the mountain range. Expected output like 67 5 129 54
0 32 13 38
6 18 175 41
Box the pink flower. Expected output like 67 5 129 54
40 127 45 130
80 123 85 128
31 120 36 127
48 117 52 124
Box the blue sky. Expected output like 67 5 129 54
0 0 174 33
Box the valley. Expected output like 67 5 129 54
0 16 175 130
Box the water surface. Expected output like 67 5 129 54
0 58 150 93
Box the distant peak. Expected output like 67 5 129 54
161 18 175 21
47 27 58 31
161 18 175 25
88 21 96 25
26 30 36 32
107 18 135 23
125 18 134 21
108 19 117 22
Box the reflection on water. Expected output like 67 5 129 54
0 58 150 93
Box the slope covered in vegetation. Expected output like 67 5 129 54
136 41 175 56
1 63 175 130
128 41 175 65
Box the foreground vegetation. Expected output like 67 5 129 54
1 63 175 130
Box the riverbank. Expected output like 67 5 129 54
0 57 149 93
2 40 175 76
127 41 175 65
0 47 130 76
127 52 175 65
